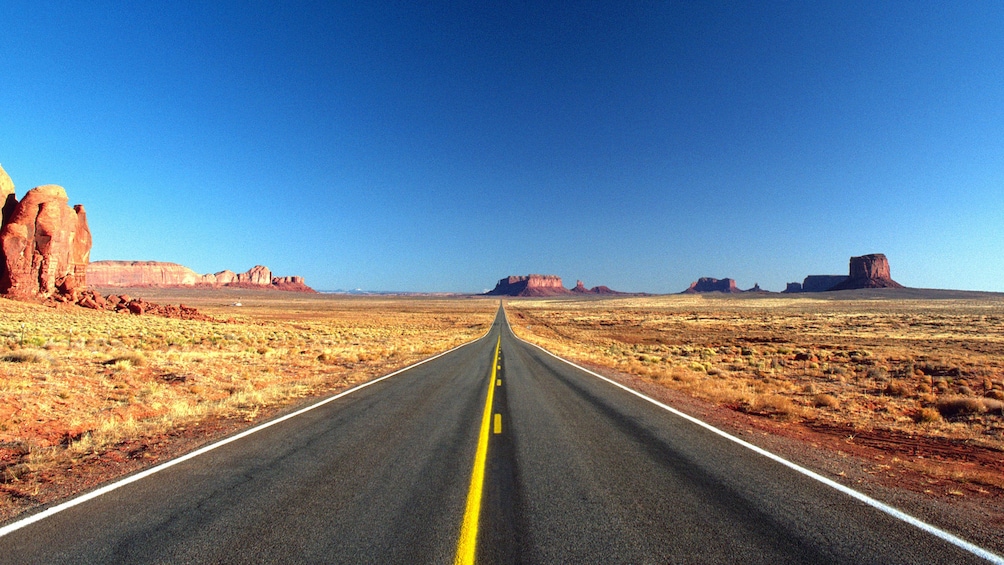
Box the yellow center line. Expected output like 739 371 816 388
454 335 501 565
493 414 502 434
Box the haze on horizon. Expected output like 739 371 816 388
1 2 1002 293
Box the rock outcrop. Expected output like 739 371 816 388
0 183 92 299
571 280 623 295
683 277 741 294
484 275 571 297
783 282 803 293
828 254 903 290
87 261 314 292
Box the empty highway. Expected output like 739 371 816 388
0 306 997 563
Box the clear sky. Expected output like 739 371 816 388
2 2 1002 293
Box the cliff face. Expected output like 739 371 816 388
484 274 570 297
87 261 315 292
87 261 204 286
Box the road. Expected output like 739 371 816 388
0 305 996 563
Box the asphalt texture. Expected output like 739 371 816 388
0 306 995 564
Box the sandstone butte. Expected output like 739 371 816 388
0 164 92 300
784 254 903 293
682 277 742 294
87 261 314 292
485 274 571 297
484 275 626 297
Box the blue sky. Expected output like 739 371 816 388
2 2 1002 292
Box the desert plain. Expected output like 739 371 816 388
2 288 1003 540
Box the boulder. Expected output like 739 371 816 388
0 185 92 299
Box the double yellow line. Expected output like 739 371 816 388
454 335 501 565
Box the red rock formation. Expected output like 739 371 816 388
212 270 237 285
484 274 570 297
87 261 205 286
683 277 740 294
571 280 624 295
74 289 217 321
237 265 271 285
829 254 903 290
87 261 314 292
0 184 92 299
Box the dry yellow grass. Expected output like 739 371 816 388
506 294 1004 446
0 290 495 514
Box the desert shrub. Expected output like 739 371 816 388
751 394 798 417
986 390 1004 401
914 407 942 423
957 386 974 396
867 367 888 380
103 352 146 368
884 380 911 397
813 393 839 409
1 350 49 363
936 396 999 419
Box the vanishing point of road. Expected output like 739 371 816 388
0 305 998 564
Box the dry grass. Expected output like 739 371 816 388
506 294 1004 447
0 290 495 508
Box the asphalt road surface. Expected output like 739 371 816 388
0 306 997 564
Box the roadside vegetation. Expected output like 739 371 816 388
0 290 494 520
507 294 1004 496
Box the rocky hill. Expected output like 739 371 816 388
88 261 314 292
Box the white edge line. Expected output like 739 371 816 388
500 307 1003 564
0 324 495 539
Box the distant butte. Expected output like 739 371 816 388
484 274 570 297
483 275 627 297
784 254 903 293
87 261 315 292
683 277 741 294
571 280 624 295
